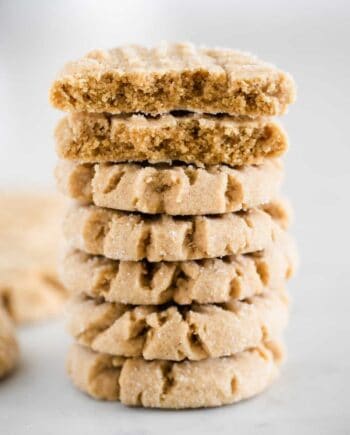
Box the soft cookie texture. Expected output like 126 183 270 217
54 113 288 166
63 201 289 262
61 231 297 305
50 42 295 116
56 159 283 215
67 340 284 408
0 304 19 379
67 291 288 361
0 191 68 324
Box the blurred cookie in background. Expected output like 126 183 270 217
0 303 19 379
0 191 68 324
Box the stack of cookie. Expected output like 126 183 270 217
50 43 296 409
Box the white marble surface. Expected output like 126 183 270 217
1 1 350 434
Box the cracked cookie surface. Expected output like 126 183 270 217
63 201 288 262
67 291 288 361
55 112 288 166
50 42 295 116
67 340 284 408
56 159 283 215
61 229 296 305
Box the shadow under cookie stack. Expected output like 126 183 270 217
50 42 297 409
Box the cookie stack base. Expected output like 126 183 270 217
67 340 283 409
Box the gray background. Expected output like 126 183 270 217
0 0 350 434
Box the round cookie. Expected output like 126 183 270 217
0 191 68 324
50 42 295 116
67 340 284 408
63 201 288 262
0 304 19 379
67 291 289 361
61 231 297 305
55 113 288 167
56 159 283 215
